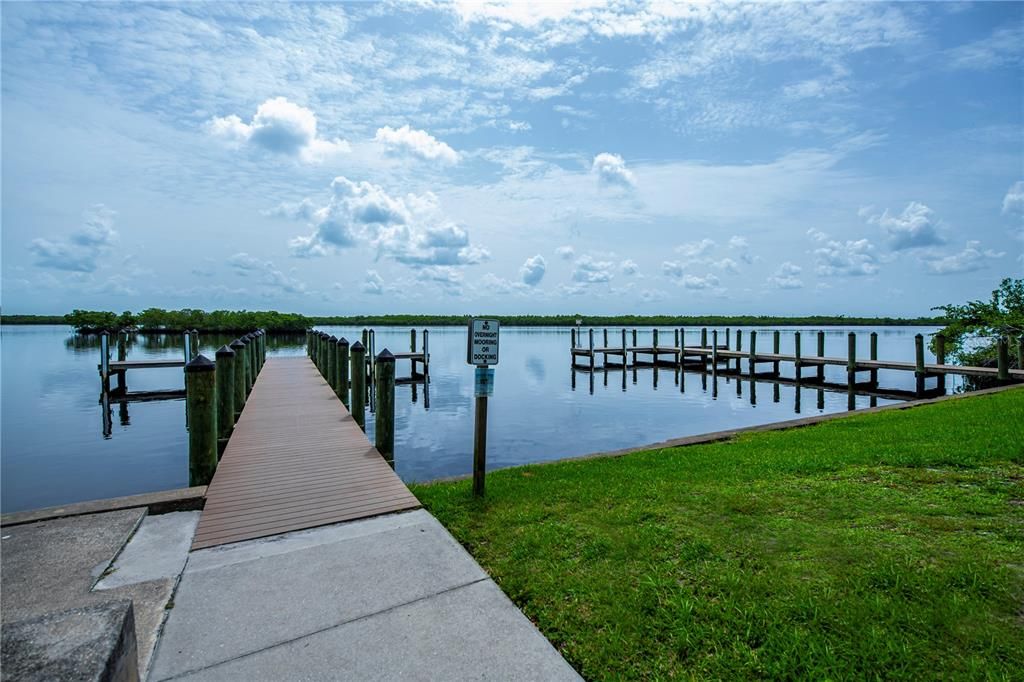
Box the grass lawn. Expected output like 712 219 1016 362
411 388 1024 680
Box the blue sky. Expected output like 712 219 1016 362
2 1 1021 316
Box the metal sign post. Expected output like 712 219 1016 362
467 318 499 497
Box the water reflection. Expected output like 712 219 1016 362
3 324 950 513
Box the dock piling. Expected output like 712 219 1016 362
215 345 235 452
230 339 246 420
848 332 857 388
748 330 756 376
326 336 337 391
351 341 366 430
190 330 199 360
700 327 707 349
735 330 743 372
935 332 947 392
185 355 218 486
817 331 825 382
794 332 802 382
772 330 780 376
711 330 719 373
997 336 1009 380
337 338 350 407
375 349 396 465
915 333 926 396
870 332 879 386
100 331 111 392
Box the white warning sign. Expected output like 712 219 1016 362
467 318 499 366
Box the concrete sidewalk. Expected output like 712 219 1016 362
149 510 580 681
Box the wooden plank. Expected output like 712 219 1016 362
103 360 186 370
191 356 420 550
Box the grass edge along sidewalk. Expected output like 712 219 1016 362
411 388 1024 680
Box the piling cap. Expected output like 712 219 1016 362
337 337 349 346
216 344 235 357
191 329 199 334
376 348 395 363
351 340 365 352
329 335 338 342
239 335 249 345
185 354 216 372
230 339 245 350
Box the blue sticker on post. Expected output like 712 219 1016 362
467 318 500 366
474 367 495 397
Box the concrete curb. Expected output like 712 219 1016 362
1 487 206 528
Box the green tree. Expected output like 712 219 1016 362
932 278 1023 368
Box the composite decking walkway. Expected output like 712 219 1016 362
191 356 420 550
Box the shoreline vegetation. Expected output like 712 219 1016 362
2 309 945 334
411 387 1024 679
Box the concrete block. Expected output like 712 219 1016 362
1 600 139 682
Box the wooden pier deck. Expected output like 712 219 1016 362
191 356 420 550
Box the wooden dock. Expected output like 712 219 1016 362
191 356 420 550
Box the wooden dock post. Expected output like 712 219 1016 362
240 336 253 395
725 328 731 347
700 327 708 348
870 332 878 386
632 328 638 346
423 329 430 379
772 331 780 376
603 328 609 347
997 336 1009 380
100 331 111 392
935 333 947 392
794 331 802 383
337 337 350 407
571 328 576 348
711 330 719 373
185 355 218 486
589 328 595 372
816 331 825 382
735 330 743 372
411 328 417 355
1018 335 1024 370
674 328 679 348
748 330 757 376
375 349 396 465
326 335 337 392
182 331 191 365
915 333 926 396
230 338 246 420
190 330 199 360
351 341 366 430
215 345 235 452
848 332 857 389
653 328 659 351
249 332 259 382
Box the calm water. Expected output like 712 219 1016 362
1 324 951 513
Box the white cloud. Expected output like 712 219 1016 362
767 262 804 289
728 236 749 249
519 254 547 286
555 245 575 260
227 252 307 295
710 257 739 272
416 265 463 295
28 205 118 273
680 273 720 290
662 260 684 278
206 97 349 162
374 124 459 164
620 259 639 275
922 241 1004 275
592 152 636 189
675 238 716 260
361 270 386 295
572 255 614 283
946 25 1023 70
813 238 880 276
287 176 487 268
867 202 945 250
1002 181 1024 215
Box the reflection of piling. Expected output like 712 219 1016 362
230 338 246 420
186 355 218 486
351 341 366 430
215 345 235 453
375 349 395 465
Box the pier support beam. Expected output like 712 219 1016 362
351 341 366 430
215 345 235 453
375 349 395 465
186 355 218 486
